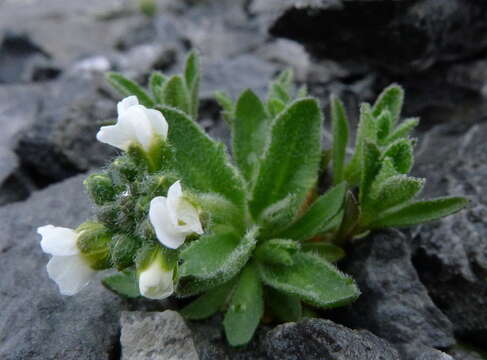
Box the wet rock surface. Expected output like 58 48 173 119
335 230 455 360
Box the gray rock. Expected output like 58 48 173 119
412 122 487 344
120 311 198 360
0 148 32 206
337 230 455 360
201 55 277 100
0 174 123 359
0 32 59 84
448 345 487 360
15 72 117 182
263 318 401 360
268 0 487 74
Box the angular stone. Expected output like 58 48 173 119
120 310 199 360
412 122 487 344
0 174 123 359
15 72 117 182
263 318 400 360
336 230 455 360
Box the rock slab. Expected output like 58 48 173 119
120 310 199 360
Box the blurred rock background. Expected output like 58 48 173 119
1 0 487 359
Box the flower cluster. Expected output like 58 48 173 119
38 96 203 299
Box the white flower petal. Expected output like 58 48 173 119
127 105 155 151
146 108 168 140
38 225 79 256
149 197 187 249
96 117 135 151
175 199 203 235
139 260 174 300
47 255 95 296
117 96 139 115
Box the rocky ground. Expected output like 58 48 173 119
1 0 487 359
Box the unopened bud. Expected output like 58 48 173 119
76 222 112 270
84 173 115 205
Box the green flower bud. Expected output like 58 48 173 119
76 222 112 270
110 234 141 270
84 173 116 205
109 155 139 186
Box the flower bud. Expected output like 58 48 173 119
110 234 141 270
84 173 115 205
136 245 176 300
76 222 112 270
109 156 138 185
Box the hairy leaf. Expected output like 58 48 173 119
277 182 346 241
370 197 468 229
255 239 300 266
345 103 377 184
258 252 360 308
149 71 167 103
180 280 235 320
372 84 404 126
374 175 425 211
266 287 302 322
184 51 200 119
359 142 382 204
223 263 264 346
106 72 154 107
176 228 258 296
250 98 322 221
158 106 246 207
331 95 349 185
160 75 191 115
385 117 419 144
102 269 140 298
214 91 235 124
376 109 392 142
302 242 345 263
233 89 269 185
383 139 414 174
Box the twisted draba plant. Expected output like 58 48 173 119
37 52 467 345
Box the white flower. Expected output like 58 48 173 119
138 254 174 300
96 96 168 152
149 181 203 249
37 225 95 296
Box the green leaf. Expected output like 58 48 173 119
335 191 360 244
369 197 468 229
266 287 302 322
184 51 200 119
269 83 290 104
106 72 154 107
359 142 382 204
374 175 425 212
223 263 264 346
372 84 404 126
214 91 235 124
232 89 269 185
331 95 349 185
158 106 246 207
160 75 191 115
180 280 235 320
250 98 322 221
277 182 346 241
258 252 359 308
383 139 414 174
102 269 140 298
176 228 258 296
345 103 377 184
255 239 300 266
149 71 167 103
385 117 419 144
268 98 286 118
376 109 392 142
302 242 345 263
